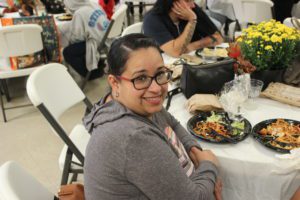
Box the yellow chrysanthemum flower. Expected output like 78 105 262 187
265 45 273 51
270 34 282 43
236 19 300 71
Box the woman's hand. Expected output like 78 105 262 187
189 147 219 167
214 178 223 200
189 147 222 199
171 0 197 22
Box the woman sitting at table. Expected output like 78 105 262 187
143 0 223 57
62 0 110 79
83 33 222 200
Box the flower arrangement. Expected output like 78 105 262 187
227 42 256 74
235 20 300 71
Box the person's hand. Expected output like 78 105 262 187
189 147 219 167
214 178 223 200
171 0 196 22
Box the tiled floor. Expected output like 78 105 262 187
0 74 109 194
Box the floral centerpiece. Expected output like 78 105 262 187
235 20 300 71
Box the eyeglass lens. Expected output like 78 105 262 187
133 71 172 90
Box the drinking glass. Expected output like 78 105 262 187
245 79 264 110
249 79 264 98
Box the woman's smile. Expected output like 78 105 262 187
142 95 163 105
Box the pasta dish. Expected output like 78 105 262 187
259 119 300 150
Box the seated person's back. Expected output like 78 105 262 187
62 0 110 78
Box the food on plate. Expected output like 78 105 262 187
57 14 72 21
201 48 228 58
180 54 203 65
192 112 245 141
258 119 300 150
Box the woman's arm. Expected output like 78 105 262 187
125 129 218 200
187 31 223 52
160 19 197 57
160 0 197 57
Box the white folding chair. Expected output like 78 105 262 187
283 17 294 28
292 2 300 18
121 22 143 36
26 63 92 185
228 0 274 40
283 17 300 29
107 4 128 39
0 161 55 200
0 24 44 122
240 0 274 26
195 0 207 9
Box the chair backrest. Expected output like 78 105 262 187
107 4 128 39
292 2 300 18
240 0 274 25
0 24 43 57
26 63 86 119
283 17 294 28
284 17 300 30
0 161 54 200
195 0 206 9
121 22 143 36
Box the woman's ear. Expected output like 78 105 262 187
107 75 119 91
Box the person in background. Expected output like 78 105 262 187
40 0 65 14
272 0 299 22
83 33 222 200
20 0 35 16
143 0 223 57
98 0 119 20
62 0 110 79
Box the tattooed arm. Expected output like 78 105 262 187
160 0 197 57
186 32 223 52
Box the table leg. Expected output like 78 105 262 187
2 79 11 102
0 85 7 122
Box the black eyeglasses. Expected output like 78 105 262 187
117 68 173 90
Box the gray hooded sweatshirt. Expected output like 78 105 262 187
83 94 218 200
62 0 109 71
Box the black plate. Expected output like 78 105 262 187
252 119 300 153
187 111 252 144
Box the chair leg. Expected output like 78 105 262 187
0 86 7 123
70 172 78 183
61 148 73 185
80 71 92 90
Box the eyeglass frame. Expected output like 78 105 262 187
116 67 173 90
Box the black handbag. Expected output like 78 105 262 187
180 59 235 98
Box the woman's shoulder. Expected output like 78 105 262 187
144 9 166 22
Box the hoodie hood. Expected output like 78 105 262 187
83 94 137 134
64 0 91 13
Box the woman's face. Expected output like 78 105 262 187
110 47 168 118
